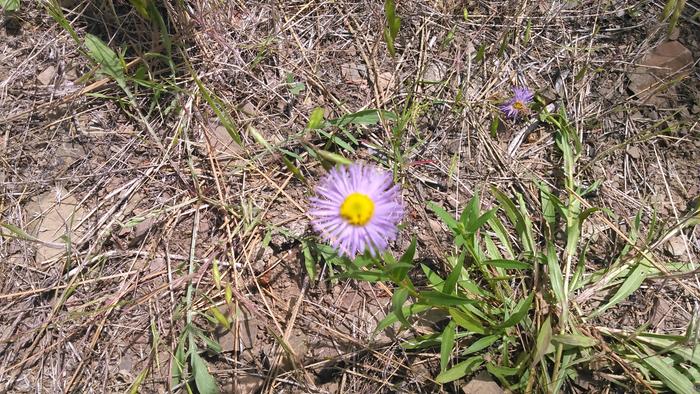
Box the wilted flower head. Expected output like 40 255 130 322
500 87 534 119
309 163 403 258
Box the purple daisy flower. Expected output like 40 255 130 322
309 163 404 259
500 87 534 119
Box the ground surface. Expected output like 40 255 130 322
1 1 699 393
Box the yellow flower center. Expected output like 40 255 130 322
513 100 526 111
340 193 374 226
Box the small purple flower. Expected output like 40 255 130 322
500 87 534 119
309 163 404 258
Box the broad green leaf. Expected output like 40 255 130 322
402 333 441 349
398 237 416 269
444 253 465 294
392 287 410 328
0 0 19 11
539 183 557 229
643 354 696 394
340 270 388 282
449 308 485 335
496 293 534 330
421 264 445 287
171 336 186 386
463 334 499 355
329 109 397 127
376 303 431 332
531 315 552 368
466 208 497 234
593 262 649 317
483 259 530 270
317 129 356 152
428 202 459 231
191 352 220 394
546 241 565 305
385 239 415 283
487 363 519 377
487 215 515 258
440 321 456 371
551 334 597 348
419 291 475 306
435 356 484 383
460 192 481 228
84 34 126 90
301 240 316 281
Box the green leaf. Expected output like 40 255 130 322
449 308 486 334
340 270 388 282
463 334 499 355
483 259 530 270
428 201 459 231
376 303 431 332
127 366 150 394
444 253 465 294
398 237 416 269
288 81 305 96
496 293 534 330
383 0 401 56
281 155 306 183
392 287 410 328
208 306 230 330
128 0 150 19
546 241 565 306
440 321 456 371
84 34 126 90
0 0 19 11
194 77 241 145
593 262 649 317
643 354 697 394
435 356 484 383
330 109 397 127
171 336 186 387
487 363 519 377
301 240 317 281
307 107 326 129
197 331 223 354
419 291 475 307
191 352 220 394
551 334 597 348
531 315 552 368
316 150 352 165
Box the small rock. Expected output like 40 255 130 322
25 187 86 262
228 375 264 394
628 41 693 101
462 371 504 394
240 101 258 117
626 146 642 159
341 63 366 85
377 72 392 92
665 236 687 257
37 65 56 85
423 62 446 82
